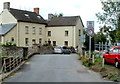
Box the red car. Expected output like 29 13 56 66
103 46 120 67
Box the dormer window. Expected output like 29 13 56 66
37 16 41 19
24 14 30 18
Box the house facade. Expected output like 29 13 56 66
0 2 84 48
46 16 84 48
0 2 46 47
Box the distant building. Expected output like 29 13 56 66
46 16 84 47
0 2 84 48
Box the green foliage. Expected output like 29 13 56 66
96 1 120 29
25 58 30 62
96 1 120 44
79 56 120 82
54 13 63 17
1 42 16 47
95 32 107 44
79 56 94 67
115 30 120 41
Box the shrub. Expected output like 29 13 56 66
2 42 16 47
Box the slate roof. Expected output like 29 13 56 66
9 8 47 24
0 23 16 35
47 16 84 27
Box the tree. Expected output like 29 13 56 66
54 13 63 17
96 1 120 30
95 32 107 44
96 0 120 44
115 16 120 41
115 30 120 41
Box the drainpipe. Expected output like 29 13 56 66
17 22 19 46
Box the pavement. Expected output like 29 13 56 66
3 54 110 82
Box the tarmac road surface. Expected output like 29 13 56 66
3 54 110 82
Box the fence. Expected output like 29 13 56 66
95 43 112 51
0 45 54 74
1 56 24 73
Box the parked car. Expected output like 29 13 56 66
54 46 63 54
69 47 76 53
103 46 120 68
62 46 71 54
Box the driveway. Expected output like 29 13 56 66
4 54 109 82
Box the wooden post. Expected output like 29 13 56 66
9 57 11 71
3 58 6 73
102 58 105 67
85 51 86 59
92 54 95 64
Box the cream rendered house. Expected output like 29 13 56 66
46 16 84 48
0 2 47 47
0 2 84 48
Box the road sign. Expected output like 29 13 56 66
87 21 94 28
87 28 94 36
87 21 94 36
87 21 94 58
81 34 85 43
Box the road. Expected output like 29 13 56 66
4 54 108 82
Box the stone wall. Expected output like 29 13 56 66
0 45 54 58
1 46 23 57
38 45 54 54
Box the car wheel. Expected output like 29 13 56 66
115 61 119 68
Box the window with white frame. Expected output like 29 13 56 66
39 28 42 35
25 26 29 34
53 41 56 46
32 39 36 44
32 27 36 34
65 31 68 36
64 41 68 46
39 38 42 44
48 31 51 36
25 38 29 46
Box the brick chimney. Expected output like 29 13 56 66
34 8 39 14
3 2 10 10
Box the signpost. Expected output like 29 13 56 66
87 21 94 58
81 34 85 43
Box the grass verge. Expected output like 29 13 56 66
79 56 120 82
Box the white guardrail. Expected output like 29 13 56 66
1 56 24 74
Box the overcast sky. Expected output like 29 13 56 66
0 0 103 32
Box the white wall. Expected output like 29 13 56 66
3 26 17 44
46 26 75 47
75 18 84 47
18 22 46 47
0 9 17 24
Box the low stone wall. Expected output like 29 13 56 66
1 46 23 57
0 45 54 58
38 45 54 54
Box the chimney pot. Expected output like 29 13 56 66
4 2 10 10
34 8 39 14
